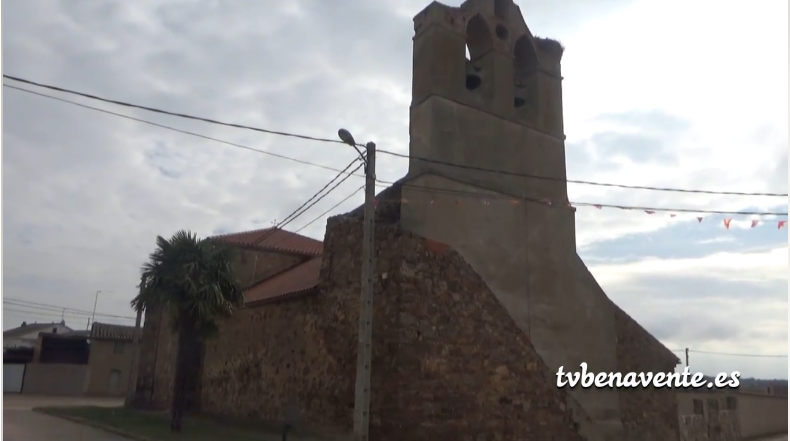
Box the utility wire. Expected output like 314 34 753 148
672 348 788 358
393 184 788 217
2 84 367 180
4 75 345 145
8 82 784 217
3 306 133 322
5 75 785 198
5 83 786 217
251 159 363 247
3 297 136 320
294 185 365 234
689 349 788 359
377 149 788 197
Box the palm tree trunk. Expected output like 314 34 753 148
170 316 194 433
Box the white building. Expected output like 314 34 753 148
3 321 74 349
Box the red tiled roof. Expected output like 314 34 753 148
244 257 322 304
90 322 136 341
210 228 323 256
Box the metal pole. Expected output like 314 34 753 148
685 348 689 367
91 290 100 326
125 307 144 407
353 141 376 441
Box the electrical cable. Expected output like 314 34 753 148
5 76 786 197
7 82 783 217
688 349 788 359
294 185 365 234
5 83 786 216
3 298 136 320
250 159 363 247
2 84 366 180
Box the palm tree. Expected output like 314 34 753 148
131 230 243 433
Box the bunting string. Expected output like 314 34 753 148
370 187 788 231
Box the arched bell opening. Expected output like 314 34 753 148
464 14 493 92
513 34 539 109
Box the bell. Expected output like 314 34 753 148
465 60 482 91
513 82 527 108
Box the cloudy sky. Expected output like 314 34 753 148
3 0 787 379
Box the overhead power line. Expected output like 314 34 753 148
672 348 788 358
4 297 135 320
5 75 785 198
294 185 365 234
2 84 366 179
689 349 788 359
251 159 363 247
6 83 785 217
5 84 786 218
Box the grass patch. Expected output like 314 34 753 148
36 406 286 441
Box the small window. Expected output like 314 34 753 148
692 399 704 415
726 396 737 410
113 342 125 354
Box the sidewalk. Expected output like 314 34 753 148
35 405 349 441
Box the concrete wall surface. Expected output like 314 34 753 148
677 390 787 440
22 363 89 396
738 392 788 439
85 339 133 397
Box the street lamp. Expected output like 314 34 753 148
91 290 101 328
338 128 376 441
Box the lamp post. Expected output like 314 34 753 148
90 290 101 329
338 128 376 441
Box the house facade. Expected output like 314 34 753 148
85 322 136 396
3 321 73 349
131 1 680 440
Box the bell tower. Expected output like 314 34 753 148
408 0 569 207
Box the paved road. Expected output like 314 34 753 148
4 409 130 441
758 435 788 441
3 394 126 441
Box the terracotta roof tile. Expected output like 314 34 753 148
90 322 136 341
244 257 322 304
211 228 323 256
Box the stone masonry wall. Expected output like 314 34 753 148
324 216 584 441
614 306 681 441
677 393 740 441
197 216 584 440
132 307 178 410
131 247 306 411
200 290 356 429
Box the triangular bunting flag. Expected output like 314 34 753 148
645 210 655 215
779 220 787 229
697 217 703 223
751 219 759 228
669 213 677 218
594 205 602 209
723 219 732 229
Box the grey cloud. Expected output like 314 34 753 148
2 0 784 386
